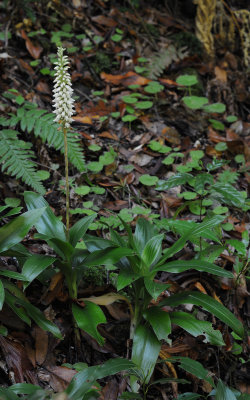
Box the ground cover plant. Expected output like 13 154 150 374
0 0 249 399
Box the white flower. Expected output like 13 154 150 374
53 47 75 128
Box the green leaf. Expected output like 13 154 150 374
160 292 244 338
24 192 66 241
0 270 29 280
0 388 19 400
66 358 136 400
0 280 5 310
144 307 171 340
209 119 225 131
135 101 153 109
84 247 134 267
17 298 62 338
75 186 91 195
211 183 245 207
171 357 214 386
170 311 225 346
87 161 103 172
9 383 41 395
176 75 198 86
117 266 141 291
122 95 138 104
139 174 159 186
122 114 137 122
156 216 224 266
226 115 237 123
156 173 193 191
5 291 31 326
144 277 170 300
215 142 228 151
72 302 106 345
153 259 234 278
69 214 96 247
131 325 161 384
183 96 208 110
134 218 159 254
194 172 213 192
0 208 46 253
5 198 21 207
22 254 56 289
177 393 201 399
215 380 237 400
203 103 226 113
141 234 164 267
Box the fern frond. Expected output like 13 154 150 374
147 45 189 80
0 129 45 194
13 105 86 172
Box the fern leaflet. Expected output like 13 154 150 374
147 45 189 80
0 129 45 194
13 104 86 172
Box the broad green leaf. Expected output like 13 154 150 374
141 234 164 267
144 307 171 340
17 297 62 338
69 214 96 247
177 392 201 399
203 102 226 113
160 292 244 338
22 254 56 289
119 392 142 399
0 280 4 310
66 358 136 400
0 208 46 253
4 291 31 326
156 216 225 266
153 259 234 278
156 173 193 191
210 183 244 207
0 325 8 336
170 312 225 346
134 218 159 254
144 277 170 300
84 247 134 267
183 96 208 110
0 270 28 280
72 302 106 345
131 325 161 384
9 383 41 394
215 380 237 400
24 191 66 241
0 388 19 400
194 173 214 192
170 357 214 386
176 75 198 86
47 237 74 260
139 174 158 186
117 266 141 291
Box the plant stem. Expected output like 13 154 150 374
63 125 70 239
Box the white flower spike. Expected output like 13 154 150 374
53 47 75 128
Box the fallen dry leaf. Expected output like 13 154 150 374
101 71 150 87
21 30 43 59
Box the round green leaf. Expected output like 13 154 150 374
139 174 159 186
122 115 137 122
176 75 198 86
226 115 238 123
75 186 91 195
135 101 153 109
122 95 138 104
36 170 50 180
88 144 101 151
87 162 103 173
203 103 226 113
183 96 208 110
215 142 228 151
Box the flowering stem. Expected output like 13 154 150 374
63 125 70 239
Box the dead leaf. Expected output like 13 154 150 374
21 29 43 59
92 15 117 27
214 66 227 83
98 131 119 140
73 115 93 124
34 326 48 365
101 71 150 87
